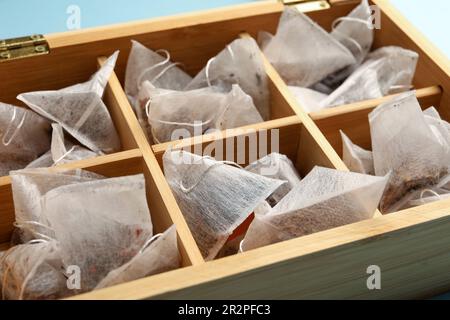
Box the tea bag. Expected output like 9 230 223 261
0 103 51 176
163 150 285 260
261 8 355 88
1 240 70 300
423 107 450 148
43 174 152 291
340 131 374 175
369 92 450 213
146 84 263 143
17 52 121 154
246 153 301 207
321 46 418 108
96 225 180 289
288 86 327 113
25 151 54 169
10 168 104 244
125 40 192 109
185 38 270 120
241 166 389 251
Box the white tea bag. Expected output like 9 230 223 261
262 8 355 88
423 107 450 148
340 130 374 175
369 92 450 213
321 46 418 108
43 174 152 291
246 153 301 207
10 168 104 243
241 166 389 251
0 240 70 300
25 151 54 169
163 150 285 260
125 40 192 109
288 86 327 113
96 225 180 289
318 0 375 91
185 38 270 120
146 84 263 143
0 103 51 176
18 52 121 154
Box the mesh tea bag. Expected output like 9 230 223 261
43 174 153 291
241 166 389 251
185 38 270 121
10 168 104 243
17 52 121 154
318 0 375 92
321 46 418 108
423 107 450 148
246 153 301 207
146 84 263 143
1 240 70 300
25 151 54 169
340 131 374 175
125 40 192 109
261 8 355 88
288 86 327 113
163 150 285 260
96 225 180 289
369 92 450 213
0 103 51 176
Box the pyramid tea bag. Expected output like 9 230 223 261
288 86 327 113
369 92 450 213
145 84 263 143
261 8 355 88
0 103 51 176
241 166 389 251
317 0 374 92
125 40 192 109
321 46 418 108
163 150 285 260
185 38 270 120
43 174 153 291
246 153 301 207
26 124 98 169
1 240 70 300
423 107 450 149
340 131 374 175
10 168 104 243
96 225 180 289
18 52 121 154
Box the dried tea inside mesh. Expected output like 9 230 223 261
242 167 388 251
18 52 121 154
95 225 180 289
163 149 285 260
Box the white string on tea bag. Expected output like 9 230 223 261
369 91 450 213
42 174 153 292
95 225 180 290
261 8 355 88
185 37 270 121
246 153 301 208
0 103 51 176
340 130 374 175
241 166 389 251
0 240 70 300
163 149 285 260
10 168 104 244
17 51 121 154
145 84 262 144
26 123 98 169
321 46 418 108
317 0 374 92
287 86 328 113
125 40 192 109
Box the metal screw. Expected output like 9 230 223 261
0 52 10 59
35 45 46 53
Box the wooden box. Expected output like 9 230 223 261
1 0 449 299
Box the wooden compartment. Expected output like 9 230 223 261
0 0 449 300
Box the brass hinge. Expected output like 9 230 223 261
0 34 50 62
281 0 331 12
